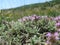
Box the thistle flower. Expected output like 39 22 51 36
58 16 60 20
46 32 51 37
54 32 59 40
46 32 59 45
35 16 41 20
54 17 59 21
23 16 29 20
22 18 26 22
55 23 60 27
31 16 35 21
54 16 60 22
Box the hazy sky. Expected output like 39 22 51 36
0 0 51 9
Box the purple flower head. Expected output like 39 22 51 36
54 17 59 21
46 32 59 43
46 40 51 44
55 23 60 27
22 18 26 22
46 32 51 37
31 16 35 21
24 16 29 20
35 16 41 20
54 32 59 40
28 16 31 20
54 32 59 36
58 16 60 20
28 16 35 21
54 16 60 21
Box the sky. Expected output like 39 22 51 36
0 0 51 9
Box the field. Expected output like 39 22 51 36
0 0 60 45
0 15 60 45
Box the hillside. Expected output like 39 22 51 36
0 0 60 21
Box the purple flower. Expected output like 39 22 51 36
28 15 36 21
46 40 51 45
54 16 60 21
54 32 59 40
54 32 59 36
58 16 60 20
55 23 60 26
54 17 59 21
46 32 59 44
46 32 51 37
31 16 35 21
22 18 26 22
35 16 41 20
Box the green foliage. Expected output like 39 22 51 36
0 17 57 45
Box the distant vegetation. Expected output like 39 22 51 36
0 0 60 21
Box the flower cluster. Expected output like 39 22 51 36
18 15 54 23
54 16 60 22
54 16 60 31
46 32 59 44
1 15 60 45
45 16 60 45
18 15 41 22
18 15 60 45
46 32 59 41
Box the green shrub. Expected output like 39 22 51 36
0 16 57 45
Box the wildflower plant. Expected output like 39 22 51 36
0 15 60 45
